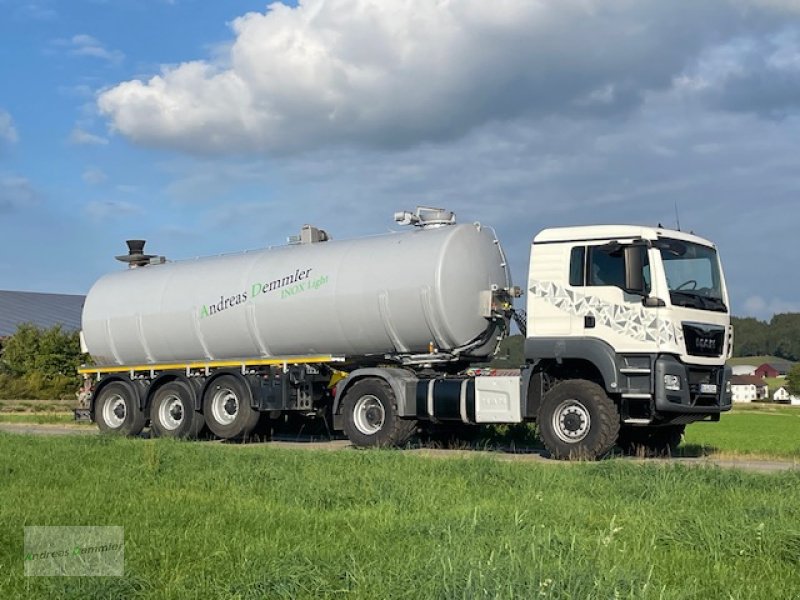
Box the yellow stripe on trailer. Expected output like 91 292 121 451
78 355 345 376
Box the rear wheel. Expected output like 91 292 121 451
149 381 205 439
341 379 417 448
537 380 619 460
202 375 260 440
94 382 146 436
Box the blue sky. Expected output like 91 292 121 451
1 0 799 320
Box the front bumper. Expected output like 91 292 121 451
654 355 733 414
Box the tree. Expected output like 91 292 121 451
788 364 800 397
1 323 82 378
731 313 800 362
0 323 84 400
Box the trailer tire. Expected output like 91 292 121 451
202 375 260 440
537 380 619 460
94 382 146 436
618 425 685 457
341 379 417 448
149 381 205 439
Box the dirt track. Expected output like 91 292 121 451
1 422 798 474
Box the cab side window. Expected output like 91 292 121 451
588 247 626 288
569 247 586 286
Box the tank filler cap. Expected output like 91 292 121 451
394 206 456 228
115 240 164 268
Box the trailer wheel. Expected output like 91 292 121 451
202 374 260 440
537 380 619 460
341 379 417 448
94 382 146 436
618 425 685 457
149 381 205 439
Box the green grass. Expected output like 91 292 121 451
0 399 77 413
684 405 800 459
0 413 84 425
1 434 799 599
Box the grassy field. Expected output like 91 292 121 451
683 404 800 459
0 413 88 425
1 434 799 599
0 399 77 413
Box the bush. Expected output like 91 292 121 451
0 324 84 400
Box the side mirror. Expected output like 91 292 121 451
624 246 646 295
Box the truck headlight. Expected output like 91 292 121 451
664 375 682 391
726 381 732 394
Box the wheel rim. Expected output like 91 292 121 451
353 394 385 436
158 394 184 431
211 388 239 426
102 394 126 429
552 399 591 444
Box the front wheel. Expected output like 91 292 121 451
341 379 417 448
537 380 620 460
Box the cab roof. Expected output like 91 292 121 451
533 225 716 249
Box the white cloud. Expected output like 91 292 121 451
55 34 124 65
0 175 40 212
2 1 58 20
0 109 18 145
85 199 141 221
744 295 800 317
98 0 800 155
82 167 108 185
70 127 108 146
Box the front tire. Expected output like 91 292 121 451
149 381 205 439
341 379 417 448
94 382 146 436
537 380 619 460
202 375 260 440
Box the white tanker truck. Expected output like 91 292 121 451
79 207 733 459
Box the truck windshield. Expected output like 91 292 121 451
656 239 727 313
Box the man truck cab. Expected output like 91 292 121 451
526 226 732 458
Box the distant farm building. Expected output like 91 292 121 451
731 375 769 403
0 290 85 339
755 362 790 379
731 365 757 376
773 386 800 406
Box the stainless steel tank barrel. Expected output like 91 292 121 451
81 218 511 366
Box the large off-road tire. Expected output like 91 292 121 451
149 381 205 439
618 425 685 457
537 380 620 460
341 379 417 448
202 375 261 440
94 381 146 436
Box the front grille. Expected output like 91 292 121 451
688 366 723 406
683 323 725 358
